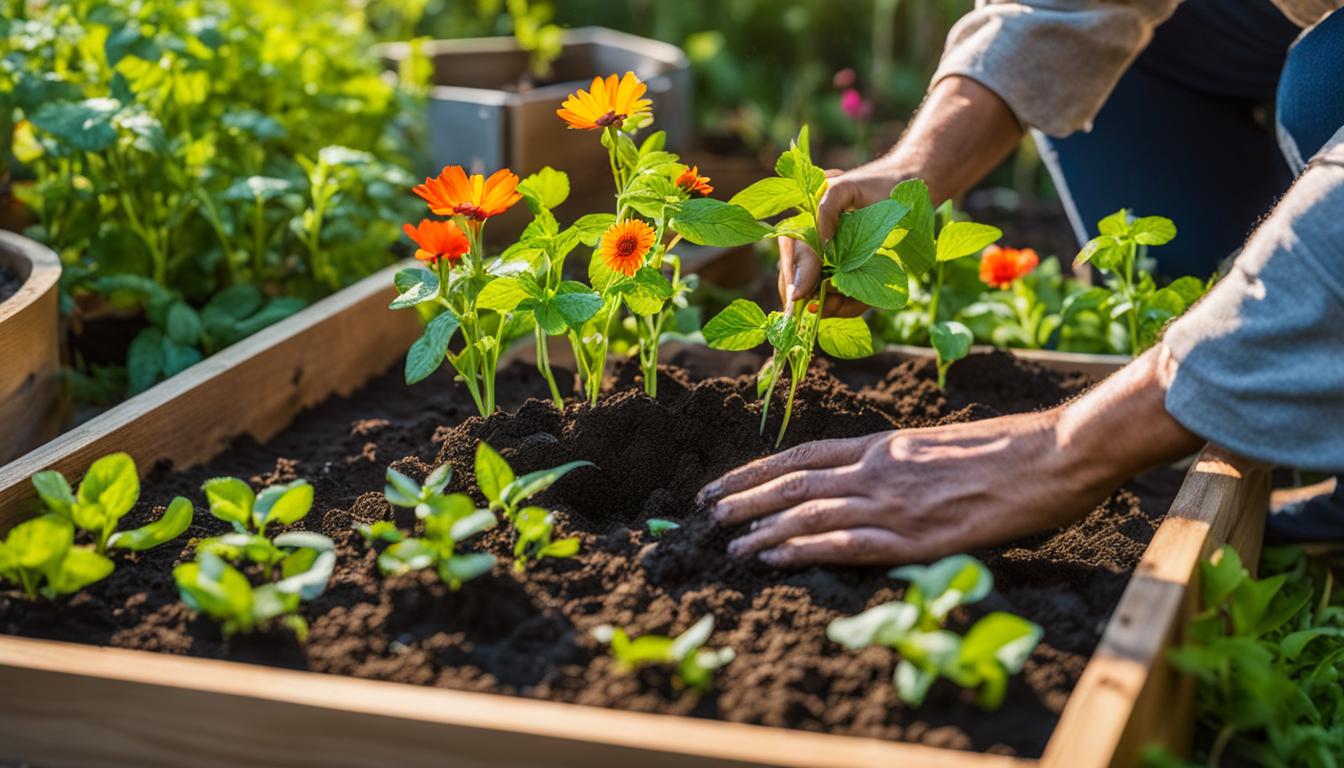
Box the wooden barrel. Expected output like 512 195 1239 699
0 230 64 464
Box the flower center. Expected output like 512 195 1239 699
595 109 626 128
615 233 640 260
454 203 487 221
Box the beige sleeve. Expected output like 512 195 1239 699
932 0 1180 137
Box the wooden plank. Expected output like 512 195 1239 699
0 231 65 465
0 635 1026 768
1039 449 1269 768
0 261 421 532
883 344 1129 380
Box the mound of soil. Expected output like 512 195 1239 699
0 263 22 304
0 350 1180 757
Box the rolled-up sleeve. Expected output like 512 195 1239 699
932 0 1178 137
1164 126 1344 473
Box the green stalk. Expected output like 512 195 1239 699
535 326 563 408
775 281 826 447
1125 239 1139 355
928 262 945 329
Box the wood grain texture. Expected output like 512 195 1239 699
1039 449 1269 768
0 231 64 465
884 344 1129 380
0 260 421 532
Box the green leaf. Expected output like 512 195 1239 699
274 549 335 600
670 198 771 247
885 179 936 277
669 615 716 661
619 267 674 316
126 328 166 394
646 518 680 537
702 299 768 351
890 554 993 619
827 602 919 649
425 463 453 495
440 552 495 587
574 214 616 246
830 253 908 310
44 547 115 596
936 222 1001 263
728 177 805 219
539 536 580 559
448 509 498 542
384 468 422 506
502 460 594 507
1200 546 1247 608
895 658 941 707
931 321 973 364
764 311 799 351
960 612 1042 674
831 199 909 272
7 514 73 571
817 317 874 359
1097 209 1131 237
30 97 121 152
477 276 535 314
405 311 460 385
552 282 604 327
389 268 440 310
77 453 139 527
474 443 515 505
108 496 193 551
166 302 202 346
202 477 255 529
518 166 569 211
31 471 75 518
1131 215 1176 246
253 480 313 530
378 538 436 575
1073 235 1122 269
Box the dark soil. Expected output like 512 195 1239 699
0 263 22 304
0 350 1180 757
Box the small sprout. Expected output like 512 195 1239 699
827 554 1041 709
592 614 735 693
0 514 114 599
646 518 680 537
31 452 193 554
361 463 498 590
198 477 315 567
475 442 588 571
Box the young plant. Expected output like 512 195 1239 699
30 452 193 555
1074 209 1199 355
827 554 1042 709
475 443 590 571
592 614 736 693
198 476 316 567
390 164 527 416
557 73 765 401
174 532 335 642
0 514 114 600
703 127 920 444
367 461 499 589
922 201 1002 386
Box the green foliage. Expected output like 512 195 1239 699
475 442 589 571
5 0 420 400
827 554 1041 709
30 452 192 555
592 614 736 693
646 518 680 537
197 476 315 568
368 462 498 589
0 514 114 599
1151 545 1344 767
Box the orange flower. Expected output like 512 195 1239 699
403 219 469 266
979 245 1039 288
675 166 713 197
556 72 652 131
599 219 656 277
412 166 522 222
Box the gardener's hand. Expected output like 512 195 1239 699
778 166 906 318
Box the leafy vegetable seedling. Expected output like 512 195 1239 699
705 128 928 444
475 442 591 571
371 463 499 589
827 554 1042 709
922 200 1002 387
30 452 193 554
0 514 114 599
198 476 316 567
592 614 736 693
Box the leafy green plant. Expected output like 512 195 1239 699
198 476 316 567
828 554 1042 709
592 614 736 693
475 442 589 571
506 0 564 81
30 452 192 554
703 127 923 444
0 514 114 599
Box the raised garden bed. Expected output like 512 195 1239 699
0 263 1267 767
0 230 64 465
882 343 1129 381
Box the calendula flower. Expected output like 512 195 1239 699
979 245 1040 288
556 72 652 131
675 166 713 197
412 166 522 222
600 219 656 277
403 219 469 266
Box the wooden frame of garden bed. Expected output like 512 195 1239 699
0 262 1268 767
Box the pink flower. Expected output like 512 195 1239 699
840 88 873 121
833 68 856 90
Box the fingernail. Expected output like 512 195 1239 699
758 549 781 565
697 482 720 505
711 501 731 523
728 538 747 558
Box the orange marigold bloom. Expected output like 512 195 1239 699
599 219 656 277
412 166 522 221
556 72 652 131
675 166 713 197
979 245 1040 289
403 219 470 266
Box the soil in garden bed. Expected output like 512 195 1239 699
0 263 23 304
0 350 1181 757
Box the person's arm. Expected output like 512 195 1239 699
697 344 1203 567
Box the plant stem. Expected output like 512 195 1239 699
927 262 945 329
535 326 563 408
1126 239 1139 356
1208 724 1235 767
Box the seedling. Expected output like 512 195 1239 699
0 514 114 599
827 554 1042 709
174 531 335 642
704 127 924 444
369 462 498 589
30 452 193 555
198 476 316 567
592 614 736 693
475 442 590 571
646 518 680 537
